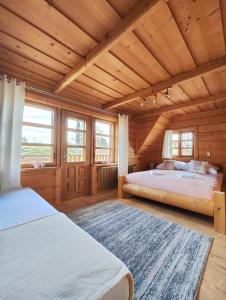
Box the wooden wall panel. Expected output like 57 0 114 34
131 109 226 171
20 168 58 205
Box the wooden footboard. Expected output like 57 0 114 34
213 191 226 234
118 177 226 234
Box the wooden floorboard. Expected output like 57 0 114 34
58 186 226 300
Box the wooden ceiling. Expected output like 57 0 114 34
0 0 226 118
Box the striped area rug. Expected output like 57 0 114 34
68 200 212 300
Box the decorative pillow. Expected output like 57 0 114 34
156 160 175 170
175 161 189 171
189 160 208 175
206 163 219 175
156 163 165 170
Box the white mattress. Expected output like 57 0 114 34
0 188 58 230
0 188 133 300
0 213 133 300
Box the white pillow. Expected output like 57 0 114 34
206 163 219 175
156 160 175 170
189 160 208 175
175 161 189 171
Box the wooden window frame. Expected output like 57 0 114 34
21 101 57 168
93 118 115 163
171 128 196 159
66 116 88 163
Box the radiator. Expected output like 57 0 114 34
98 164 134 192
98 166 118 192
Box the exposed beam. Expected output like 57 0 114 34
103 56 226 110
133 92 226 120
53 0 161 93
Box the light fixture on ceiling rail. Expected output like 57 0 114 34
164 87 172 99
140 94 157 107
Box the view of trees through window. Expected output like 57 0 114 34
21 104 54 165
172 130 194 157
67 118 86 162
95 120 114 163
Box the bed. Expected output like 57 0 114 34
118 169 226 234
0 188 133 300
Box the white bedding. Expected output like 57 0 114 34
0 213 133 300
0 189 133 300
0 188 58 230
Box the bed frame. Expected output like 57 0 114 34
118 176 226 234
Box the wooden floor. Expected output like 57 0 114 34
58 189 226 300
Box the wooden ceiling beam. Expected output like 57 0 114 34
103 56 226 110
53 0 161 93
133 91 226 121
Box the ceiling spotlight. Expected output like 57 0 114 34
164 87 172 99
153 94 157 104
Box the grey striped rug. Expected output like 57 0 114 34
68 200 212 300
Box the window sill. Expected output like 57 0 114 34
21 166 60 173
92 163 117 167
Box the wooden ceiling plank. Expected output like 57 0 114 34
0 46 62 82
103 55 226 109
0 0 96 56
53 0 161 93
220 0 226 49
168 0 225 64
110 31 170 85
133 91 226 120
0 5 80 67
0 31 70 74
77 74 125 98
84 65 136 95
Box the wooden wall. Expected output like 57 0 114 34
130 108 226 172
167 109 226 167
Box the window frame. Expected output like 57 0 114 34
21 101 57 168
93 118 115 164
66 116 88 163
171 128 196 159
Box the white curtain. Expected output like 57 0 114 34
162 130 173 159
0 75 25 191
118 114 129 176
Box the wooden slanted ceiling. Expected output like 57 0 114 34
0 0 226 117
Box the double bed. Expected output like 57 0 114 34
0 188 133 300
118 169 226 234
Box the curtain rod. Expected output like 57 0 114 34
0 74 118 117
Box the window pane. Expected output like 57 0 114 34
67 131 86 146
21 146 53 163
23 105 53 125
172 141 178 148
22 126 52 144
67 147 86 162
95 148 112 163
182 141 193 148
96 136 110 148
172 148 179 156
96 121 111 135
68 118 86 130
181 132 193 140
181 149 193 156
172 133 179 141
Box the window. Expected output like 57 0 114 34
66 118 87 162
94 119 114 163
172 130 194 157
21 103 55 166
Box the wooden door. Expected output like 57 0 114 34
61 110 91 201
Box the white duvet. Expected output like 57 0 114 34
0 213 133 300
